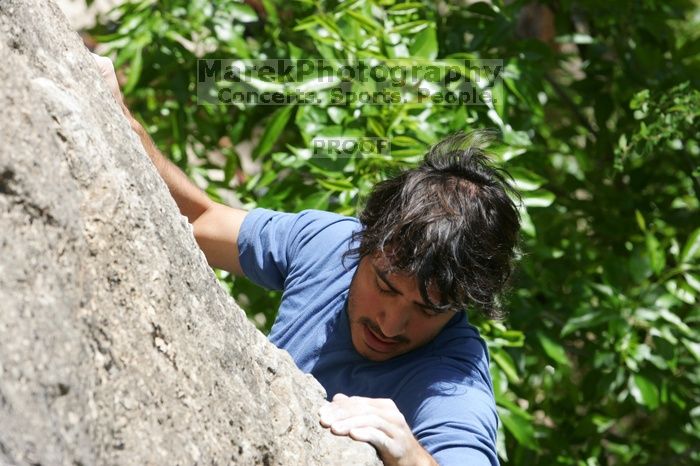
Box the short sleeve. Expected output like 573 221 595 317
237 208 360 291
237 208 297 290
409 373 499 466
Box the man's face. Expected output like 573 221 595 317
347 254 457 362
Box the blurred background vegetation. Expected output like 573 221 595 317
74 0 700 463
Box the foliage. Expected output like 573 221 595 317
90 0 700 464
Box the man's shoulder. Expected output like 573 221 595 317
245 207 360 239
431 313 489 362
402 314 492 392
289 208 360 251
248 207 358 223
391 320 496 441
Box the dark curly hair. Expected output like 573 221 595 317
347 130 521 320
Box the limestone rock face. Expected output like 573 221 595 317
0 1 380 465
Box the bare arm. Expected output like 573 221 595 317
93 53 247 276
129 118 248 276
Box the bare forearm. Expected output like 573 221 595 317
127 116 247 275
127 114 213 223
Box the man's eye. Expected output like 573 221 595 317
375 278 394 294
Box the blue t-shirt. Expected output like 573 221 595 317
238 208 499 466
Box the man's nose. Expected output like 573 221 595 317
378 306 410 338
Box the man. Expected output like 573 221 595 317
94 53 521 466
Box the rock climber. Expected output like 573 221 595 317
94 52 520 466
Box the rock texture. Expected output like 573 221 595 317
0 1 380 465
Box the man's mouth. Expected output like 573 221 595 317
362 323 403 353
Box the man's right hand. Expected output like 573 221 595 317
91 52 129 114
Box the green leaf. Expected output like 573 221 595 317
298 190 331 210
367 118 385 137
327 107 348 125
635 210 647 232
388 3 423 14
317 177 355 192
492 145 526 162
223 150 239 185
292 17 319 32
390 20 430 34
509 167 546 191
684 273 700 293
392 136 423 147
315 13 343 39
629 374 660 410
645 233 665 275
518 206 535 237
230 2 259 23
497 403 537 449
682 339 700 361
666 280 696 305
291 75 341 94
502 130 531 147
680 227 700 263
410 26 438 60
491 348 520 383
492 79 506 123
561 311 613 337
123 47 143 95
536 332 570 367
658 309 693 336
522 189 555 208
253 106 295 159
345 10 382 31
261 0 279 24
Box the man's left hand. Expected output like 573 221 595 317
319 393 438 466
